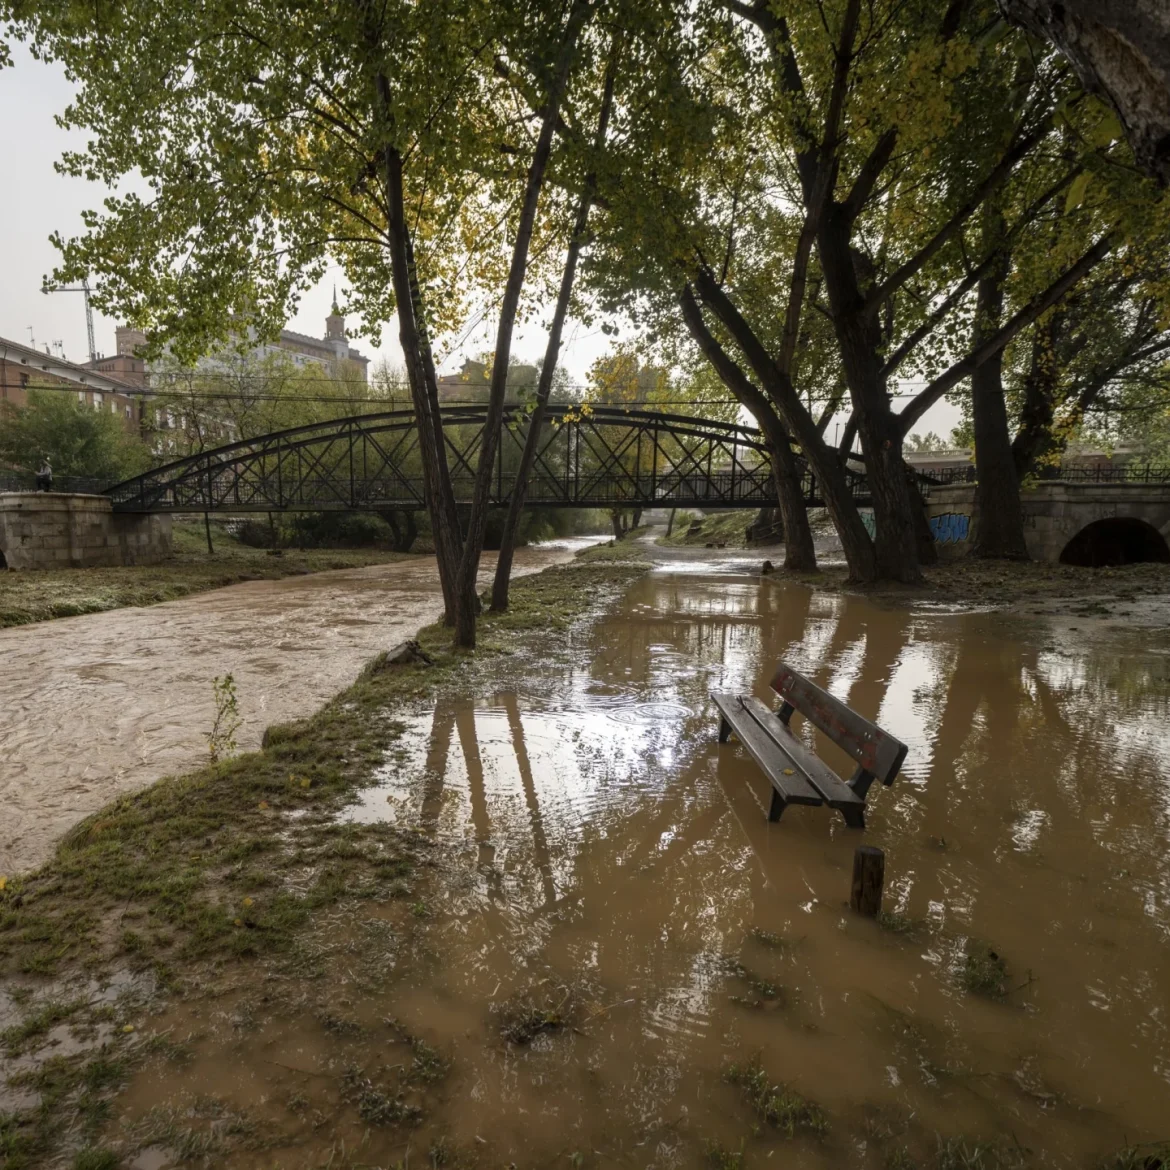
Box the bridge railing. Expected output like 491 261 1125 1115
922 463 1170 487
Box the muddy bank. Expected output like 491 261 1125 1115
691 530 1170 627
0 539 602 876
3 547 1170 1169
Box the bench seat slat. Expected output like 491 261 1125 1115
711 694 823 807
738 697 865 811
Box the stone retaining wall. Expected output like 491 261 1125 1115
0 492 172 570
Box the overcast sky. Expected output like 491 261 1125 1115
0 42 959 439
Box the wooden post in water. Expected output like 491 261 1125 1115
850 845 884 917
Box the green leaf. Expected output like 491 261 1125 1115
1064 172 1091 213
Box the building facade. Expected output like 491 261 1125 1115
0 336 145 424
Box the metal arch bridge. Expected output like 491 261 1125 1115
106 403 868 514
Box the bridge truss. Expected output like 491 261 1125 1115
107 404 866 514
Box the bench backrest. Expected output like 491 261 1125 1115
769 661 907 786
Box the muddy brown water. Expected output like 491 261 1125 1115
0 540 599 876
93 554 1170 1169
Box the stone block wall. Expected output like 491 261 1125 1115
0 492 172 570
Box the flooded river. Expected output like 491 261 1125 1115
107 551 1170 1168
0 540 597 876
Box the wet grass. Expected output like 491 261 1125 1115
877 909 926 937
0 557 646 1170
0 522 413 628
1099 1143 1170 1170
724 1057 827 1139
768 554 1170 613
960 944 1009 999
657 510 757 548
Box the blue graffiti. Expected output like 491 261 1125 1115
930 512 970 544
859 510 877 538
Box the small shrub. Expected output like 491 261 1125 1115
207 673 242 763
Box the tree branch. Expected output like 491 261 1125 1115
897 232 1113 435
864 117 1052 316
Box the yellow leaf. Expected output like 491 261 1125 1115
122 1024 135 1033
257 801 269 810
300 777 311 789
0 876 6 892
782 768 795 776
243 897 253 907
234 918 243 927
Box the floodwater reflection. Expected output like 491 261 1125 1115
335 565 1170 1165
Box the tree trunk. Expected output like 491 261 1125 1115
770 439 816 571
998 0 1170 185
666 508 677 537
1011 317 1060 478
454 0 590 647
972 210 1030 559
693 273 875 579
379 125 463 625
491 35 618 613
817 209 922 583
679 284 818 573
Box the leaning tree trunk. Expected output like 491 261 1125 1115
677 284 819 573
971 211 1030 559
379 122 462 624
491 35 618 612
453 0 592 647
817 211 922 584
998 0 1170 185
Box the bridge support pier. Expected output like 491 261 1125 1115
0 492 172 570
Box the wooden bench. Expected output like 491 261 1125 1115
712 662 907 829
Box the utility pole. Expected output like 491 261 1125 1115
42 278 97 364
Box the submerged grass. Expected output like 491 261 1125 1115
0 557 645 1170
960 944 1009 999
724 1057 827 1139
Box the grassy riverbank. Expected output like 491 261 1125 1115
0 557 647 1170
0 523 414 629
768 554 1170 621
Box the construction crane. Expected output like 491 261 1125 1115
42 277 96 364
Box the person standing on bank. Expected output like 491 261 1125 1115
35 458 53 492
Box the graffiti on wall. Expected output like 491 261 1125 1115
930 512 970 544
859 510 877 539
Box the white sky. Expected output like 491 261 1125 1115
0 43 959 440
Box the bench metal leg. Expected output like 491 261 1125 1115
768 788 786 823
847 766 876 799
838 804 866 830
718 716 732 743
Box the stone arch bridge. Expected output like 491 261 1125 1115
925 473 1170 565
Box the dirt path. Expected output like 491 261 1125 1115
0 541 596 876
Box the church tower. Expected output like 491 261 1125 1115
325 287 348 359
